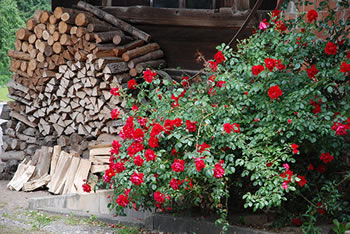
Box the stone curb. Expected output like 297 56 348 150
28 191 277 234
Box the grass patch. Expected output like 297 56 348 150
25 210 61 230
0 86 11 102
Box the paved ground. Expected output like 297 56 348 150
0 180 150 234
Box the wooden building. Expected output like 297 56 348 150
52 0 278 71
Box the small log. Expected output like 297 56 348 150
58 21 72 34
28 34 37 44
39 11 50 23
77 1 151 42
49 15 59 25
112 35 133 46
128 49 164 68
135 59 166 73
8 50 31 61
26 18 38 31
103 62 129 74
76 27 88 38
113 39 144 56
60 34 72 45
16 28 31 40
122 43 160 62
70 26 78 35
94 30 124 44
34 24 46 39
15 40 22 51
36 52 45 63
53 31 60 41
0 151 26 162
33 10 45 21
21 41 29 53
42 30 50 41
95 57 123 70
75 12 106 27
87 23 117 32
53 42 62 54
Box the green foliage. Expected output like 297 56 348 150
0 0 24 83
332 219 350 234
98 1 350 232
16 0 51 20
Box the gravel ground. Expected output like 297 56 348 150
0 180 148 234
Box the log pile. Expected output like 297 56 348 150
2 1 166 177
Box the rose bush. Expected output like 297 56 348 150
96 0 350 232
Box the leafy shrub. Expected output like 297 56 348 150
97 0 350 231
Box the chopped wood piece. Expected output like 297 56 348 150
48 151 73 194
23 174 51 192
135 59 167 73
53 42 62 54
112 35 133 46
0 151 26 161
39 11 50 23
10 111 37 128
58 21 72 34
128 49 164 68
103 62 128 74
90 164 108 173
16 28 31 40
62 157 81 194
71 159 91 193
26 18 38 31
7 160 35 191
77 1 151 42
76 27 88 38
8 50 31 61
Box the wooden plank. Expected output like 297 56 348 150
90 147 111 156
30 146 52 180
62 157 81 194
71 159 91 194
10 111 37 128
48 151 72 194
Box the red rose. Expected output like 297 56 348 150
150 123 164 137
171 159 185 172
133 128 144 141
110 87 120 96
307 10 318 22
111 109 120 120
214 50 226 64
130 171 144 185
291 217 303 226
320 152 334 163
216 81 226 88
105 168 116 178
340 61 350 73
134 155 144 166
264 58 276 72
268 85 283 100
213 163 225 178
252 65 264 76
116 194 129 207
128 79 137 89
169 178 182 190
307 64 319 81
208 87 216 96
324 41 337 55
143 68 157 83
112 162 125 173
297 176 307 187
82 183 91 193
186 120 197 132
316 165 326 173
197 142 210 153
154 191 165 204
208 61 218 72
195 158 205 172
174 118 182 127
148 136 159 148
275 20 287 32
145 149 157 161
127 142 144 157
223 123 233 134
291 143 299 154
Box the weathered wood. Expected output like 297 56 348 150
94 30 124 44
95 57 123 70
113 40 144 56
34 24 45 39
135 59 166 73
77 1 151 42
87 23 117 33
10 111 37 128
128 49 164 68
122 43 160 62
112 35 133 46
0 151 26 161
31 147 52 180
103 62 129 74
8 50 31 61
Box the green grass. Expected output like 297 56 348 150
0 86 11 102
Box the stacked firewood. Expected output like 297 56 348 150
2 2 166 178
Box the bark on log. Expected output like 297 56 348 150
94 30 124 44
135 59 166 73
26 18 38 31
8 50 31 61
128 49 164 68
77 1 151 42
122 43 160 62
113 40 144 57
39 11 50 23
87 23 117 33
103 62 129 74
49 15 59 25
112 35 133 46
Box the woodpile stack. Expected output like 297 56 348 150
2 1 166 177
